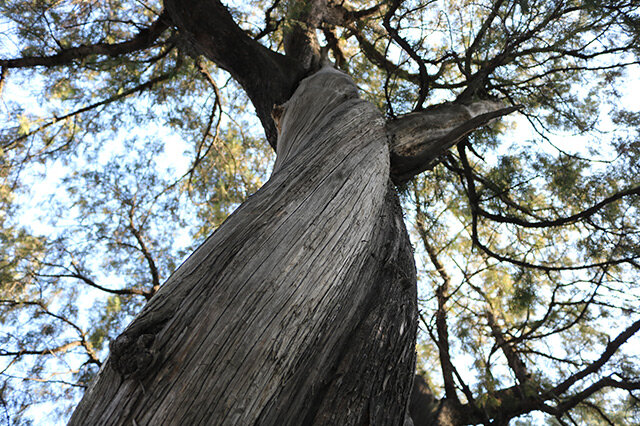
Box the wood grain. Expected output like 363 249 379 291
70 66 417 425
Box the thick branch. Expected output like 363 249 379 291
387 102 521 183
163 0 304 148
556 376 640 416
283 0 327 71
0 15 169 69
324 1 382 26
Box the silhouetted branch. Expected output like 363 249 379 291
4 67 179 151
0 14 169 69
455 143 640 271
547 318 640 398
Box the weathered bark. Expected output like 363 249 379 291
409 374 481 426
387 102 521 184
282 0 326 71
408 374 439 425
70 66 418 425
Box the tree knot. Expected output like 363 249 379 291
109 309 172 380
110 332 158 379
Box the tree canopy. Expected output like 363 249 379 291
1 0 639 424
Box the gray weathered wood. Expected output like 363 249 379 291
70 66 417 425
387 101 521 183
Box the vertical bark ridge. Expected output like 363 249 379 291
184 151 385 423
70 66 417 425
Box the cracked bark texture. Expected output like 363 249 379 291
70 66 418 425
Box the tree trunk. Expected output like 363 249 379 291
70 66 418 425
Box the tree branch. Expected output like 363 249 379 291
464 0 507 77
0 341 82 357
4 67 178 151
383 0 429 109
0 299 101 366
475 185 640 228
163 0 304 148
414 196 458 402
0 67 7 97
555 376 640 414
485 310 530 386
349 29 419 84
546 318 640 398
0 14 169 69
387 102 521 183
35 271 147 298
127 207 161 296
455 144 640 272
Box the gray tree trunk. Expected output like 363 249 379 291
70 66 418 425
